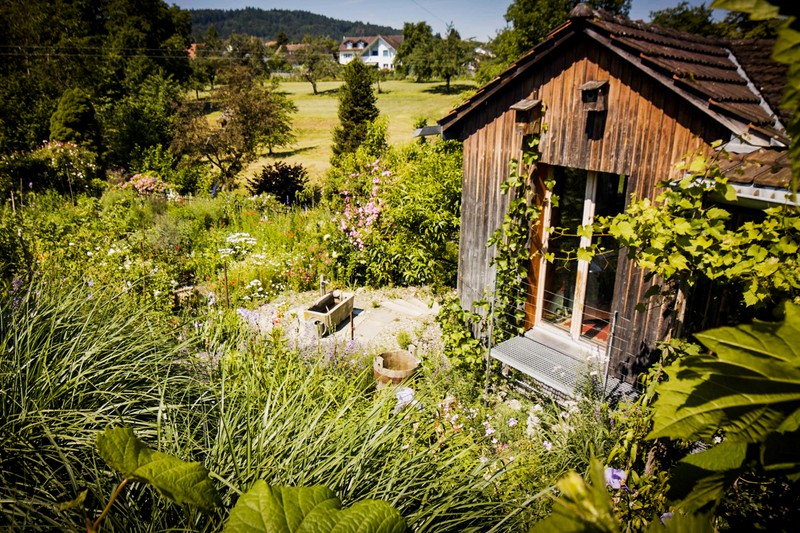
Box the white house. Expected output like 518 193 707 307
339 35 403 71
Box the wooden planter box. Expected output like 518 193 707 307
303 291 355 335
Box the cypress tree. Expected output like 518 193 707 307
331 59 379 157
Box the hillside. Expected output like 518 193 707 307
190 8 401 41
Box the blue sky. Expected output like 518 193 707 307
172 1 722 42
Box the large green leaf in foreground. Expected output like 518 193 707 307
649 302 800 445
648 302 800 512
97 426 221 509
223 481 407 533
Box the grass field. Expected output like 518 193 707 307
246 79 476 183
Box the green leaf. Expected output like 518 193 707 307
224 481 407 533
723 184 737 202
705 207 730 220
577 224 593 239
57 489 88 512
97 426 221 509
710 0 779 21
680 441 747 471
577 247 594 262
529 458 620 533
667 252 689 272
649 303 800 443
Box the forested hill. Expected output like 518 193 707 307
190 8 400 41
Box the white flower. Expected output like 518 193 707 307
506 399 522 411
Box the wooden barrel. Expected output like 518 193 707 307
374 350 419 389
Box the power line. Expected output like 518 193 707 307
406 0 450 30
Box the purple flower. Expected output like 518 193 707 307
508 417 518 427
543 440 552 451
604 467 627 490
660 512 673 525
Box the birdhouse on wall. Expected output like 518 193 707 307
578 80 608 112
511 98 542 135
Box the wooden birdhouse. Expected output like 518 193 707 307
510 98 542 135
579 80 608 112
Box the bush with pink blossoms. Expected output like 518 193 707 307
339 159 387 250
122 172 169 196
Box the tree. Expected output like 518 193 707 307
225 31 270 77
49 88 100 151
296 35 339 95
433 26 475 91
651 1 780 39
193 26 225 91
331 59 379 157
476 0 630 85
0 0 192 162
396 22 437 80
650 1 721 36
101 73 183 170
171 67 297 189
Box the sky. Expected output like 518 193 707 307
172 1 722 42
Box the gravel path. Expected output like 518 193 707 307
239 286 444 356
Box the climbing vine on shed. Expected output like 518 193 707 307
488 133 546 341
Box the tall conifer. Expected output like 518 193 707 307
331 59 378 157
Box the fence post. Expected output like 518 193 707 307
602 310 618 396
484 296 495 397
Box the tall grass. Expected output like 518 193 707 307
0 279 215 531
0 279 540 531
194 321 528 531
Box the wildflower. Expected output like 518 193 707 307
394 389 417 414
483 421 496 437
604 468 628 490
543 440 552 451
508 417 518 428
506 399 522 411
660 512 673 525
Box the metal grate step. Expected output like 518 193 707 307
491 335 638 401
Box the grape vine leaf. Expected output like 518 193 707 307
96 426 221 509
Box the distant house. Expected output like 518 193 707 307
437 3 791 393
339 35 403 70
277 43 308 67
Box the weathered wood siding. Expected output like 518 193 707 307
454 33 729 381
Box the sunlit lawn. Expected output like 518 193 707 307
245 79 476 184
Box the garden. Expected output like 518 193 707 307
3 117 800 532
0 130 623 531
2 0 800 528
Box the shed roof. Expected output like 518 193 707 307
440 4 788 148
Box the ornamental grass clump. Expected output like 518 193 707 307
0 278 215 531
201 326 522 532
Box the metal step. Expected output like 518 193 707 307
491 334 638 401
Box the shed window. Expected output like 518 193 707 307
540 167 627 343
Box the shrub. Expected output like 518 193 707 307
246 161 309 205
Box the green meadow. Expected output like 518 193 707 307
249 79 476 181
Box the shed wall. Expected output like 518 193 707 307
455 34 730 381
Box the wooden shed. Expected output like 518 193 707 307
438 4 790 389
